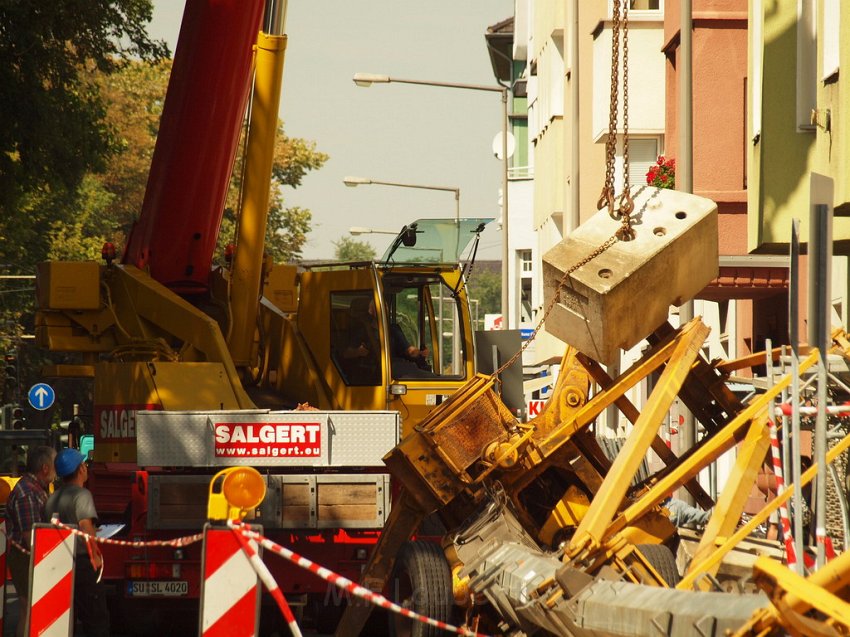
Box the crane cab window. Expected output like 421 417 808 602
382 275 465 380
330 291 381 387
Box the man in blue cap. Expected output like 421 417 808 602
46 448 109 637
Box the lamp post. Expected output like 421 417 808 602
343 176 460 222
353 72 510 329
348 226 398 236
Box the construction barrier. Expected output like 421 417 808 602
228 520 490 637
46 518 486 636
27 522 76 637
199 524 262 637
768 421 797 567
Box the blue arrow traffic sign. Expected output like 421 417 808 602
28 383 55 411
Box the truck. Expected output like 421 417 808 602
33 0 487 632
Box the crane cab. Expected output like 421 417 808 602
266 218 490 437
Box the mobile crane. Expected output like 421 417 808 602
33 0 484 632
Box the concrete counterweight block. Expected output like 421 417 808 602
542 185 718 364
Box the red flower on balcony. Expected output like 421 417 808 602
646 156 676 189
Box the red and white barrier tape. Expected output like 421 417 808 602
776 403 850 416
767 421 796 566
48 518 203 549
228 521 490 637
6 535 29 555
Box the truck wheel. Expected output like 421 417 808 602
388 541 453 637
637 543 680 586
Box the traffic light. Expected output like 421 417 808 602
11 405 24 430
3 354 18 402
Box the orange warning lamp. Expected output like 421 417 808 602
207 466 266 522
0 476 18 505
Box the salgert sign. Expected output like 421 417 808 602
213 422 322 458
96 404 160 442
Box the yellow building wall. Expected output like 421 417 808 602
750 0 850 252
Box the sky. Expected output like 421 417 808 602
148 1 513 260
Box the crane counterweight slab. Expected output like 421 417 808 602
542 186 719 363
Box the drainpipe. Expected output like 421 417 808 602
569 0 580 234
678 0 696 504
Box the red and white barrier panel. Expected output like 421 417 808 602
200 525 263 637
227 523 302 637
0 519 6 636
228 520 491 637
27 523 76 637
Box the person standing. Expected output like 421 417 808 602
45 448 110 637
5 446 56 637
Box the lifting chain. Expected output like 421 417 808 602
491 3 637 381
491 234 618 379
596 0 635 241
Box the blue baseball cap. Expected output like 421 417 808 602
55 448 86 478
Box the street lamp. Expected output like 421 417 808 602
353 72 510 329
343 176 460 222
348 226 398 236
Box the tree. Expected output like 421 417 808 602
465 269 501 328
218 123 328 265
39 59 327 265
333 237 377 262
0 1 168 250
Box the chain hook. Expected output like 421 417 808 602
617 190 634 216
597 186 615 214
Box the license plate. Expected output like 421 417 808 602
127 580 188 597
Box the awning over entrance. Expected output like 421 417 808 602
700 265 789 301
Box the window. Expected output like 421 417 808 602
630 0 660 9
823 0 840 80
613 137 659 193
797 0 817 130
384 274 466 380
330 291 380 387
520 278 533 324
608 0 663 15
626 138 660 186
519 250 533 273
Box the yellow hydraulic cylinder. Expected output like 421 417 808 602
228 30 287 368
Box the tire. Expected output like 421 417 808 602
637 543 680 586
388 541 453 637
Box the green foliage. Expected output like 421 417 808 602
47 176 116 260
0 7 327 402
0 0 167 227
333 237 377 262
218 120 328 265
465 269 501 328
97 58 171 241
